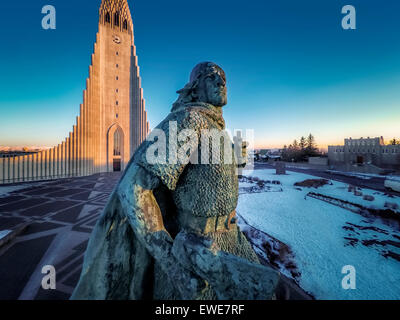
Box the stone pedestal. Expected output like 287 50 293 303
276 162 286 175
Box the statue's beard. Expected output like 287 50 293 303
208 90 227 107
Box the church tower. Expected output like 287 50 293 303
95 0 149 172
0 0 149 184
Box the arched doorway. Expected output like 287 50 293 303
107 124 124 172
113 128 122 171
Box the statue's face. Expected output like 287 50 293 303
198 66 227 107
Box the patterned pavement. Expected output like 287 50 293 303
0 173 122 300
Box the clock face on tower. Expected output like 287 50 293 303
113 35 121 44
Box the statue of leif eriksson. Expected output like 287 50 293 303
71 62 282 300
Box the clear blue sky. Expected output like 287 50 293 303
1 0 400 149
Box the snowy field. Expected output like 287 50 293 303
237 169 400 300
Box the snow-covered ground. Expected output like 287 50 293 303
237 169 400 300
326 170 387 180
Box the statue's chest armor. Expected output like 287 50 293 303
173 124 239 218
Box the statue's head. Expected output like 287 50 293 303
175 62 227 107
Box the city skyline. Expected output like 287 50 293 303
1 0 400 149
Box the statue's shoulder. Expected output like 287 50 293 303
154 105 210 133
168 103 224 131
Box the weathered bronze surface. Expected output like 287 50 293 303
71 62 280 300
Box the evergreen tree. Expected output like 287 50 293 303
299 136 306 150
293 140 299 150
281 134 321 162
306 133 318 156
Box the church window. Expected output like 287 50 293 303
114 13 120 26
123 20 128 30
105 12 111 23
113 129 122 156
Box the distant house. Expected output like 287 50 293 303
328 137 400 170
254 149 282 162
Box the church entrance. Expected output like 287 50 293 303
357 156 364 164
107 125 124 172
113 159 121 172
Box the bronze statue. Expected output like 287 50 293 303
71 62 280 300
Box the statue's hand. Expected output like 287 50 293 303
172 230 280 300
239 140 249 167
164 255 208 300
233 136 249 168
144 230 207 299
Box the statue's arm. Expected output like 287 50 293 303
117 164 175 256
116 164 205 298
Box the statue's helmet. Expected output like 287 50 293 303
189 62 226 83
173 61 227 109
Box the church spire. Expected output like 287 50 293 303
99 0 133 34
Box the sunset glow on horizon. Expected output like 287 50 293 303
1 0 400 150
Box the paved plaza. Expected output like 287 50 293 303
0 173 121 300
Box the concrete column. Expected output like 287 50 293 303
15 156 20 183
14 156 18 182
88 75 93 174
71 128 75 176
4 156 8 183
9 157 14 183
58 144 62 177
21 156 25 181
52 147 56 178
51 148 55 178
30 154 33 181
84 89 90 175
82 102 87 176
49 149 53 179
43 150 48 179
66 136 71 177
42 150 46 180
81 104 86 176
47 149 51 179
40 151 45 180
60 142 64 177
5 157 10 184
73 125 77 176
77 115 81 176
55 145 59 178
27 154 31 181
32 153 37 181
142 100 145 142
37 152 42 180
87 89 93 175
69 134 73 177
23 155 28 181
0 157 3 184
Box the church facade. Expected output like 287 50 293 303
0 0 149 184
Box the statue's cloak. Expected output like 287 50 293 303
70 102 259 300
